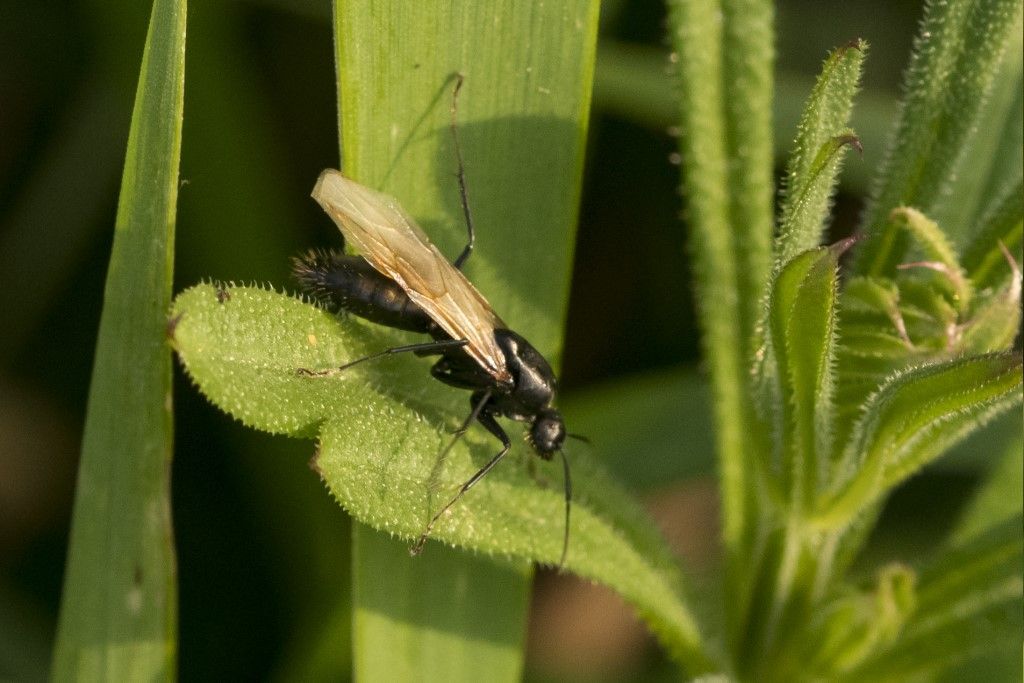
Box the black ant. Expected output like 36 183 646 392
292 75 572 566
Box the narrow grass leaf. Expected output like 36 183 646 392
53 0 186 679
776 40 866 267
855 0 1024 275
352 525 530 682
331 3 604 680
169 284 714 674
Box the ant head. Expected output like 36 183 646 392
529 408 565 458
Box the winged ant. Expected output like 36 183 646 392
293 75 573 566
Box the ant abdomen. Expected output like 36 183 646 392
293 249 435 334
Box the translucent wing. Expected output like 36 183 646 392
311 169 511 383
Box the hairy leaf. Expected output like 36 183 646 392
666 5 778 630
817 353 1024 529
887 206 972 310
933 26 1023 241
855 0 1024 275
769 242 848 507
170 284 713 673
776 40 866 266
962 176 1024 291
722 0 776 375
843 517 1023 681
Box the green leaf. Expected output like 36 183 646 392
352 526 530 681
721 0 776 376
955 276 1022 355
52 0 186 679
843 517 1023 681
768 242 847 507
171 283 713 674
833 233 1021 452
668 0 746 565
948 437 1024 547
667 0 778 656
887 207 971 311
333 3 596 355
739 243 850 677
776 40 866 266
666 0 773 588
797 564 917 677
961 175 1024 291
816 353 1024 529
855 0 1024 275
931 27 1023 242
328 4 610 680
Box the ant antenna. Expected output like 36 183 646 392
450 73 476 270
557 449 572 571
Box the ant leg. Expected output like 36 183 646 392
436 389 492 462
426 389 492 494
411 403 511 555
297 338 467 377
449 74 476 270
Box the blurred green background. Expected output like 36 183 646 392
2 0 1014 680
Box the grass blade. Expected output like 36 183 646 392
352 526 530 681
52 0 186 679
